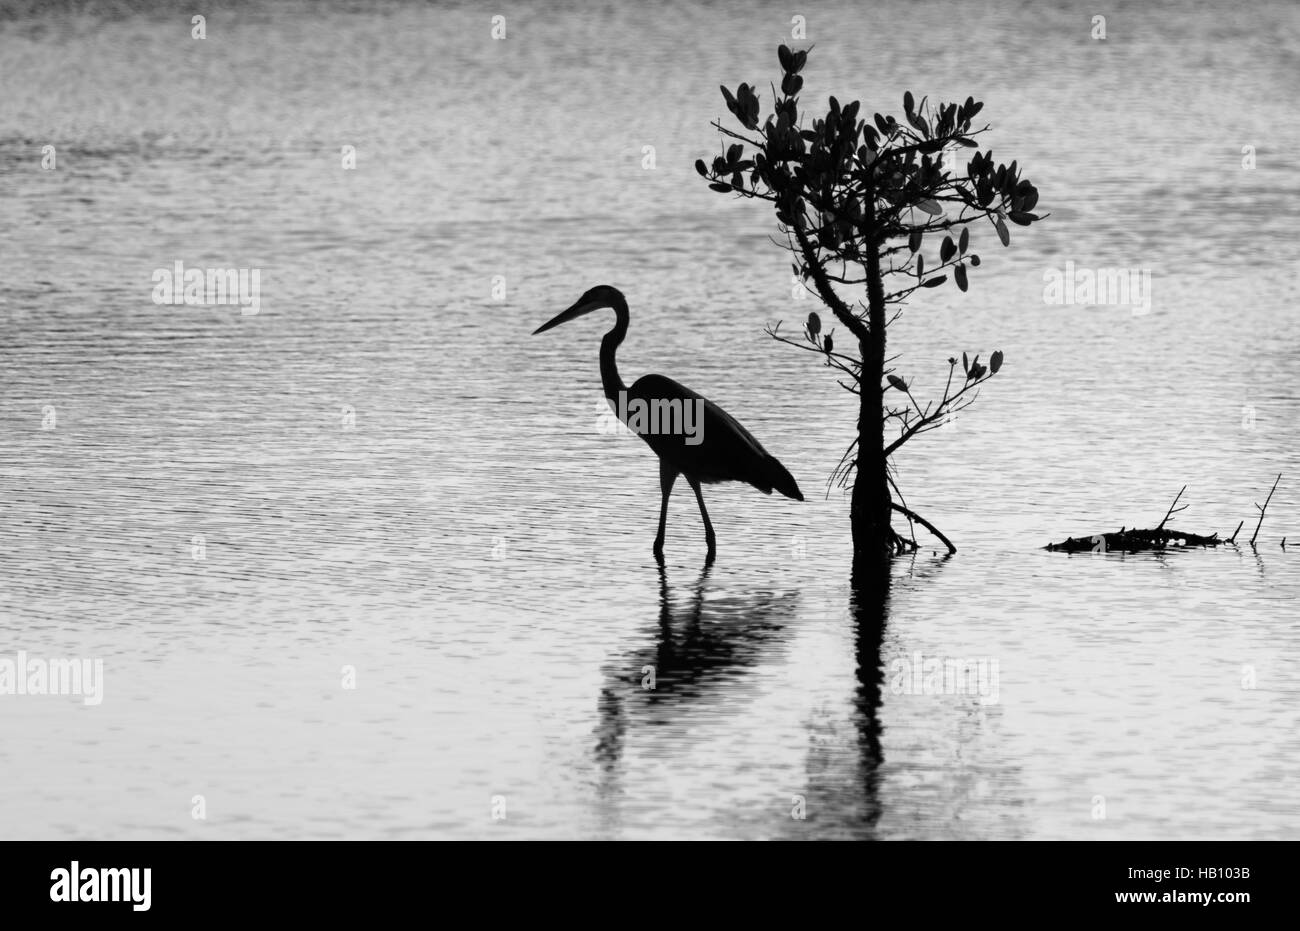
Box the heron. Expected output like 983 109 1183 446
532 285 803 560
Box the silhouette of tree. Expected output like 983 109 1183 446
699 45 1045 575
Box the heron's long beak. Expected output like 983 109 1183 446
532 298 600 335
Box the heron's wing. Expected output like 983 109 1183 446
628 374 773 460
624 373 804 501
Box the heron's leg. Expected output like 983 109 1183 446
686 475 716 560
653 459 677 559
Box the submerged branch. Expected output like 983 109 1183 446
1249 473 1282 547
890 502 957 555
1045 527 1223 554
1046 477 1288 553
1155 485 1189 530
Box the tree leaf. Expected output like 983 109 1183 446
915 199 943 216
940 236 956 262
958 227 969 254
904 90 914 114
708 182 733 193
823 334 833 354
778 45 793 72
1009 211 1037 226
887 374 908 392
807 311 821 337
695 159 708 177
962 351 969 375
955 263 968 292
908 230 922 253
990 350 1003 374
922 276 946 288
995 217 1010 246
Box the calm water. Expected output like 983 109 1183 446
1 0 1298 839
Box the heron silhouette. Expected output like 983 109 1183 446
533 285 803 560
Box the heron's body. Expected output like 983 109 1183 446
534 285 802 560
625 373 801 495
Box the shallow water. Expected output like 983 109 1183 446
1 0 1298 839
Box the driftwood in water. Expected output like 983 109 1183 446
1045 526 1223 553
1045 476 1284 553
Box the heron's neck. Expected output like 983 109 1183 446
599 299 630 403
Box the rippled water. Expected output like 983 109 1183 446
1 0 1298 839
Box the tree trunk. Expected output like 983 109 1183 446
851 330 892 579
851 192 894 582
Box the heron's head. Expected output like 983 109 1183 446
532 285 626 335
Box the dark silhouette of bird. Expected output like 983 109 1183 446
532 285 803 561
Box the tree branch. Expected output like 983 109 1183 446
890 503 957 554
794 228 870 342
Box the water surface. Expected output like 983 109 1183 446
1 0 1297 839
